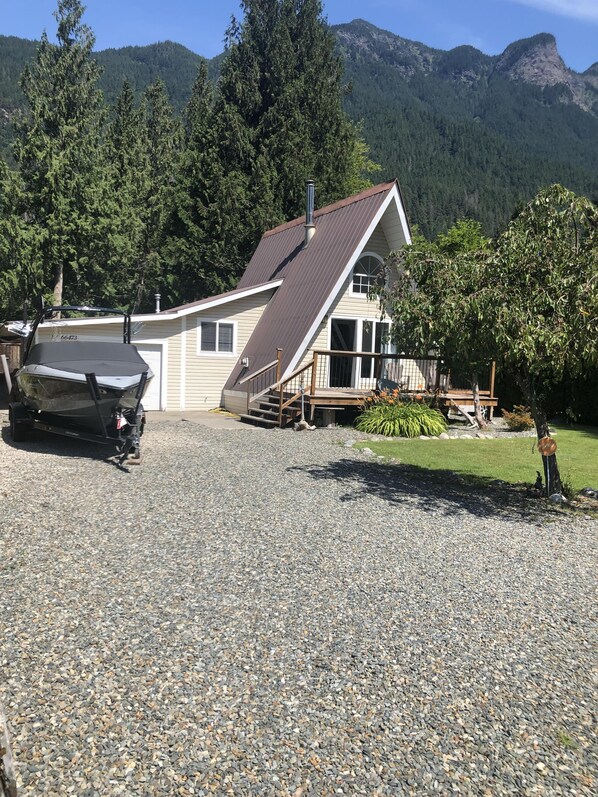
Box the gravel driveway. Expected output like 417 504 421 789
1 416 596 796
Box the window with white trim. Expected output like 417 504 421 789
351 254 384 295
198 320 235 354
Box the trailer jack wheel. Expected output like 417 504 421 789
8 403 30 443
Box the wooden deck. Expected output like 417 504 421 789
305 387 498 418
242 349 498 427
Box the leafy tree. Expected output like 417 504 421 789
485 184 598 493
386 218 492 428
13 0 117 307
387 187 598 494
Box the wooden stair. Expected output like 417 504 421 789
239 391 302 428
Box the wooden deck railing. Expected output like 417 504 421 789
309 350 447 393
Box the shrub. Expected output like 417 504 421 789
355 397 448 437
502 404 535 431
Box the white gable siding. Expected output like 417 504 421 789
184 290 274 409
295 221 392 371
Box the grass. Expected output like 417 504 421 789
356 425 598 494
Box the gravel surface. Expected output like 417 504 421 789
0 416 596 796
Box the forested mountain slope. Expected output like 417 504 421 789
1 20 596 237
335 20 598 236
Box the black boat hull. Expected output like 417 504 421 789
16 371 144 429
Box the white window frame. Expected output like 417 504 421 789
197 318 237 356
350 251 385 297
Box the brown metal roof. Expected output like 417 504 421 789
162 280 281 314
225 181 397 391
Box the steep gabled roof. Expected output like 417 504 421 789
225 180 409 392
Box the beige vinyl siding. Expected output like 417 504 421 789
184 291 274 409
294 224 392 374
380 197 410 251
365 223 390 260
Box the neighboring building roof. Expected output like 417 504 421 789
225 180 410 391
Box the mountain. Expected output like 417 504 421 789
1 22 597 237
334 21 598 236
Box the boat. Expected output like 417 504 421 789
8 305 152 464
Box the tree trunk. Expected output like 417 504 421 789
53 262 63 307
471 371 488 429
516 374 563 497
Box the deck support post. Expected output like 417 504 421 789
489 361 496 420
275 348 282 383
311 351 318 396
374 353 382 385
278 383 284 427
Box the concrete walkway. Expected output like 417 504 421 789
145 409 257 430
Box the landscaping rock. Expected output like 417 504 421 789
549 492 568 504
580 487 598 499
439 432 450 439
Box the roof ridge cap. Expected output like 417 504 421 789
263 180 397 238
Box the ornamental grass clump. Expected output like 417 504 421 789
355 389 448 438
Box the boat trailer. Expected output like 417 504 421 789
9 371 148 467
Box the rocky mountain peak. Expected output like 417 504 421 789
494 33 566 86
493 33 597 112
333 19 438 77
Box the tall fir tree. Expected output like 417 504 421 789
137 79 181 311
161 63 226 303
13 0 119 307
104 80 152 309
166 0 375 302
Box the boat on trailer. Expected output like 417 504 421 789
8 305 153 465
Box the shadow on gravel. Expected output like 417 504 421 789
288 459 559 521
1 424 124 469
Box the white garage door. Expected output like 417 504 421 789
136 345 162 411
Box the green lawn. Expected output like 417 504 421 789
356 426 598 493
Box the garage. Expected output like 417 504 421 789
135 344 163 411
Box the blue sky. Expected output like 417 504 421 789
3 0 597 72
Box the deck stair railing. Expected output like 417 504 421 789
275 359 315 425
238 348 282 414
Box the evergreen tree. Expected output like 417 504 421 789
165 0 375 301
104 80 152 309
13 0 118 306
137 79 181 311
0 159 30 318
161 63 226 303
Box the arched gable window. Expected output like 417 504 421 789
352 253 384 295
